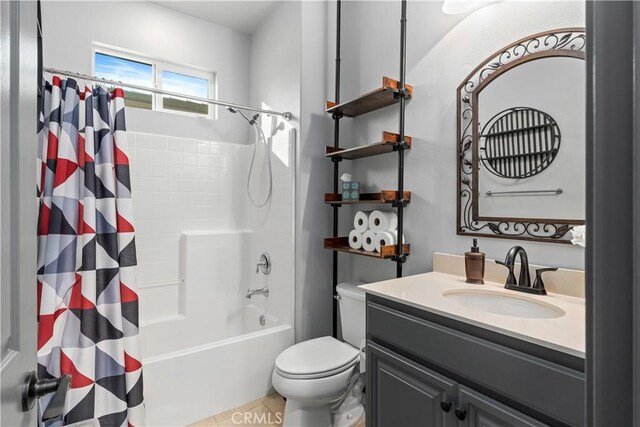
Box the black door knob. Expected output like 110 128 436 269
455 408 467 421
440 401 452 412
21 371 70 421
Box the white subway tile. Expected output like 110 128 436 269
182 152 197 166
152 149 169 164
154 135 169 150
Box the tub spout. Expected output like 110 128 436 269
246 287 270 299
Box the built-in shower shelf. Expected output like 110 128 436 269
325 132 412 160
324 191 411 205
326 77 413 118
324 237 411 259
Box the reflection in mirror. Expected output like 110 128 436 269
457 28 586 243
476 56 585 221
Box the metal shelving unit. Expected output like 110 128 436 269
327 0 411 337
324 191 412 206
325 132 412 160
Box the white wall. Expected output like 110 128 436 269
250 1 301 125
326 0 586 286
41 1 251 143
295 0 343 342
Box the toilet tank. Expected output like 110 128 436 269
337 282 366 348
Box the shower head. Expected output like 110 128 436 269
227 106 260 126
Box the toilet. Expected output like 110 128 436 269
272 282 366 427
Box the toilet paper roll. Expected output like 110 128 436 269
375 231 404 253
348 230 363 250
353 210 373 233
362 230 377 252
369 210 398 232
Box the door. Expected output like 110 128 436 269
1 1 39 425
456 386 549 427
367 341 457 427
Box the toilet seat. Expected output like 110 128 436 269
274 336 359 380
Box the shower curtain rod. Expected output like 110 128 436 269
44 67 293 120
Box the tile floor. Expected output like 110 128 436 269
189 393 366 427
189 393 285 427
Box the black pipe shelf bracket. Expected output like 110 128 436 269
392 199 410 208
328 0 411 338
330 0 342 339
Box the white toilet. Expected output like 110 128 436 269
272 282 366 427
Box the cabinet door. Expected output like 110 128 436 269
367 341 457 427
457 386 549 427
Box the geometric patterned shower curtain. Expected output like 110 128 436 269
36 76 145 426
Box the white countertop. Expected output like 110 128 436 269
360 271 585 358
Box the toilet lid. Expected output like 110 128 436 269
275 336 359 379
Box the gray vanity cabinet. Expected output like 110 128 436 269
458 386 547 427
368 341 458 427
368 341 548 427
366 294 585 427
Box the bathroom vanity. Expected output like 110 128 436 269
361 256 585 427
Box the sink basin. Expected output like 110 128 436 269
442 289 565 319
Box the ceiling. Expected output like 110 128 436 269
151 1 280 35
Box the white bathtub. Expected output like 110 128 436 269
143 304 292 426
139 230 294 426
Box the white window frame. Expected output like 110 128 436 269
91 44 216 119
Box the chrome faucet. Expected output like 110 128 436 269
256 253 271 275
246 286 270 299
496 246 557 295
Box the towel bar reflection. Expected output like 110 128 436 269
485 188 563 197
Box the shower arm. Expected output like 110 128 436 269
44 67 293 121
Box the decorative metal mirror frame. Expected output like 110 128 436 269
457 28 586 244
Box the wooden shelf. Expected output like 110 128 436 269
324 237 410 259
326 77 413 118
324 191 411 205
326 132 412 160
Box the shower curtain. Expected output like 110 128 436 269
36 76 145 426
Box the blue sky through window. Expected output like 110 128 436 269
162 71 209 98
95 52 153 87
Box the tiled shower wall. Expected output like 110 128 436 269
128 133 250 289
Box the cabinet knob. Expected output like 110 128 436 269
455 408 467 421
440 401 452 412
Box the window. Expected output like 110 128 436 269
159 69 210 116
93 46 215 118
95 52 154 110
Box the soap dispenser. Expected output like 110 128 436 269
465 239 485 284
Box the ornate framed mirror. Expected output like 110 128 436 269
457 28 586 243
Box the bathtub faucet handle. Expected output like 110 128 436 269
256 253 271 275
